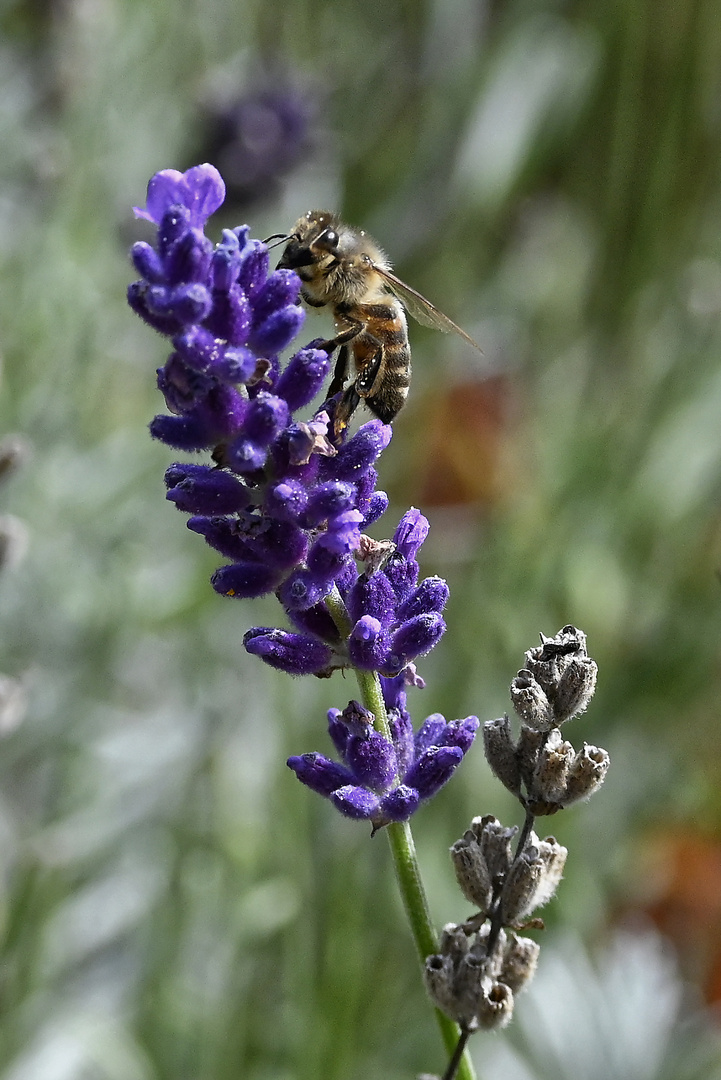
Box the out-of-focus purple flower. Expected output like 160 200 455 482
287 692 479 828
196 81 318 209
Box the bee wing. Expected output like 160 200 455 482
373 265 482 351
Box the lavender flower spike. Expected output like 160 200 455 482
130 166 477 827
129 164 393 611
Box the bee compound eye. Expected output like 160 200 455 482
316 228 339 251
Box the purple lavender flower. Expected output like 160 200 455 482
288 690 479 828
129 164 390 614
130 165 478 822
244 508 450 677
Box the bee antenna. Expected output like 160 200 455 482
263 233 291 249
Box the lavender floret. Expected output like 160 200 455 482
288 688 479 828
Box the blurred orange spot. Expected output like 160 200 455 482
636 827 721 1009
414 376 517 508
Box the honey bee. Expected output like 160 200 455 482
275 211 480 432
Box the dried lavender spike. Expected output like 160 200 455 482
527 834 568 909
522 625 598 725
498 846 545 925
516 725 547 793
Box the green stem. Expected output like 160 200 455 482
325 588 477 1080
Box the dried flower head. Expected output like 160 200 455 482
510 625 598 730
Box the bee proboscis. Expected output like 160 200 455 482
275 211 481 432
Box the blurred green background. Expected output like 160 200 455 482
1 0 721 1077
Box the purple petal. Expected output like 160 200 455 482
187 516 254 561
249 305 306 355
287 602 342 645
287 752 355 795
303 482 357 527
414 713 447 756
438 716 480 754
346 572 398 628
404 745 464 800
389 709 415 779
211 562 279 599
165 468 251 514
348 618 390 671
390 613 446 664
330 785 381 819
306 541 348 584
361 491 389 528
397 576 449 622
134 164 225 227
275 347 332 411
327 709 350 757
243 393 290 446
277 568 333 611
130 241 165 283
324 420 392 481
379 784 420 822
393 508 429 560
245 519 308 570
344 730 397 792
245 628 333 676
149 412 216 451
383 552 419 602
250 269 302 323
205 287 253 345
381 674 407 714
264 480 309 522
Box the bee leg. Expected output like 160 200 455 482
334 383 362 433
328 344 351 398
317 319 363 356
355 345 384 399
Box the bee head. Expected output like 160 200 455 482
277 211 341 270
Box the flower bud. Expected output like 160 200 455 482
244 627 333 675
500 934 540 994
482 715 521 795
533 726 575 803
521 625 598 725
471 815 517 885
562 742 610 805
450 832 493 912
475 980 514 1030
510 669 555 730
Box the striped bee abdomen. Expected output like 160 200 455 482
348 299 411 424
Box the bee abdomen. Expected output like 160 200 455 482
366 347 412 424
